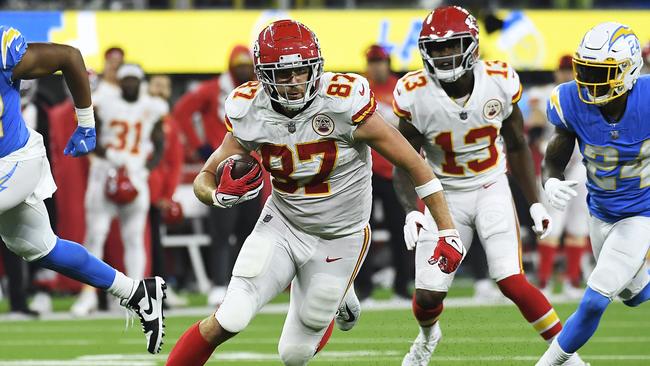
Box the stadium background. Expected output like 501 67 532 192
1 2 650 365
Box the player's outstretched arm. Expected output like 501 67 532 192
13 43 91 109
193 132 249 206
14 42 96 156
353 113 454 231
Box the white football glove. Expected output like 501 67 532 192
544 178 578 211
212 183 263 209
403 211 427 250
529 203 552 240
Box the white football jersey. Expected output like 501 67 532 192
225 72 377 237
393 61 522 191
94 92 168 175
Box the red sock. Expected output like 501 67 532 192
315 320 335 353
497 274 562 341
537 244 557 288
166 322 216 366
412 293 443 327
565 246 584 287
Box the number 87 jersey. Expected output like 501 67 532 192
224 72 377 237
392 60 523 191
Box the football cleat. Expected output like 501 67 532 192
121 276 167 354
335 286 361 331
402 322 442 366
565 353 591 366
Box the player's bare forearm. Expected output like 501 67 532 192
542 127 577 184
193 132 248 206
355 113 455 230
13 43 91 108
146 120 165 171
501 103 539 205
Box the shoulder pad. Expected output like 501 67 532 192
225 81 262 119
482 60 522 103
319 72 368 114
393 69 427 120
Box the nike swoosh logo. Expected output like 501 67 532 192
15 42 22 52
482 181 496 189
79 140 88 153
325 256 342 263
359 84 366 96
143 286 155 316
344 303 356 322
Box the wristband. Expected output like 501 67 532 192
75 106 95 128
415 178 443 199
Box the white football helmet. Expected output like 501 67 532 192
573 22 642 105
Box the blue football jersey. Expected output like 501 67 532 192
547 76 650 223
0 26 29 158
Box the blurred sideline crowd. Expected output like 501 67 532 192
1 39 650 319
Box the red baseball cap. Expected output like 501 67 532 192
558 54 572 70
366 44 390 62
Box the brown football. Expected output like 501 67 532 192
215 154 260 182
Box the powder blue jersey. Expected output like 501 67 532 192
0 26 29 158
547 76 650 223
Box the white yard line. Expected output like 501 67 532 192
3 352 650 365
0 296 586 322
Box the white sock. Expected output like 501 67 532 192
537 337 572 366
420 324 434 339
107 271 137 300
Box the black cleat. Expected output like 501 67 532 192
122 276 167 354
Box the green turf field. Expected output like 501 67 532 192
0 301 648 366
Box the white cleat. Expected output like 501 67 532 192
29 292 53 315
71 289 98 317
564 353 590 366
562 282 584 301
402 322 442 366
122 276 167 354
473 279 503 303
335 286 361 331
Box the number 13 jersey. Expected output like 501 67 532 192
225 72 376 237
393 61 523 191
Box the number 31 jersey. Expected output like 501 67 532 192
393 61 523 191
225 72 376 237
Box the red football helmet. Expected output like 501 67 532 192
162 200 184 226
105 167 138 205
254 19 324 111
419 6 479 82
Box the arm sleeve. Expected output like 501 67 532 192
392 79 413 122
501 65 523 119
348 75 377 124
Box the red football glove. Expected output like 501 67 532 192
428 229 466 274
213 159 264 208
